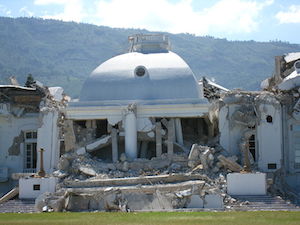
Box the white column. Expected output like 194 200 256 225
37 110 60 173
175 118 183 145
167 118 175 158
124 105 137 159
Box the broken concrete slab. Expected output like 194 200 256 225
76 147 86 155
217 155 242 172
0 187 19 204
86 135 111 152
64 180 205 195
63 174 206 188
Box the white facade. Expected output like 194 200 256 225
219 95 283 172
19 177 58 199
256 104 282 171
0 114 39 176
0 86 65 197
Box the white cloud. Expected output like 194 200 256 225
34 0 85 22
0 4 12 16
33 0 273 35
34 0 69 5
93 0 273 35
19 7 34 17
276 5 300 24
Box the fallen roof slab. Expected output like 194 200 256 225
64 180 205 195
63 173 206 188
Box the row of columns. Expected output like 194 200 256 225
112 104 184 161
124 116 182 160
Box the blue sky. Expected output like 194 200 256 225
0 0 299 43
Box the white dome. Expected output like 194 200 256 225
80 51 202 102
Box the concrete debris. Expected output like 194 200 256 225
188 144 215 171
202 77 229 101
48 87 64 102
86 136 112 152
42 138 243 212
35 192 66 212
284 52 300 64
0 187 19 204
217 155 243 172
230 105 256 127
119 153 127 162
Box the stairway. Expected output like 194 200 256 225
0 199 36 213
230 195 300 211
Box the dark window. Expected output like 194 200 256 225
32 131 37 139
268 163 277 169
26 132 32 139
25 143 37 169
248 134 256 161
266 115 273 123
33 184 40 191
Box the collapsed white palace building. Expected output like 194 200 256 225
1 34 300 212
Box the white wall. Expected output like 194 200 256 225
19 177 57 199
219 105 244 156
227 173 266 195
0 114 39 195
37 110 60 174
0 115 39 175
257 104 282 172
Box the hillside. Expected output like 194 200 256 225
0 17 300 98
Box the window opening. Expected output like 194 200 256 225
134 66 147 77
24 131 37 173
266 115 273 123
248 134 256 161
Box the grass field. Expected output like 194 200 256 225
0 211 300 225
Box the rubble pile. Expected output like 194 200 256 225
35 141 245 212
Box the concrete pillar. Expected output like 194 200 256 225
175 118 183 145
37 111 60 173
63 120 76 152
111 127 118 162
124 106 137 159
38 148 45 177
167 119 175 158
156 122 162 157
85 120 92 129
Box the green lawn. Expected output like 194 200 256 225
0 211 299 225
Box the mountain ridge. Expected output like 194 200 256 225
0 16 300 97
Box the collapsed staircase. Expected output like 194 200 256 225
230 195 300 211
0 199 36 213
